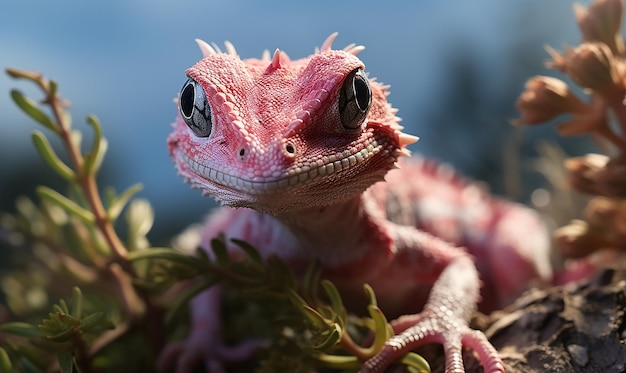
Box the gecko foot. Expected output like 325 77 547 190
157 336 261 373
361 254 503 373
360 309 504 373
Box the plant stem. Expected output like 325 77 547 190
47 95 128 261
73 334 93 373
339 331 370 361
41 76 167 354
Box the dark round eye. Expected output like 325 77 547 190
338 68 371 130
179 78 212 137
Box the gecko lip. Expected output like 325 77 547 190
175 137 387 195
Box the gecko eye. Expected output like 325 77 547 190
179 78 212 137
338 68 371 130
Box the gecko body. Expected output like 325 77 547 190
163 34 552 373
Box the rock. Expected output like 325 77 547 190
476 258 626 373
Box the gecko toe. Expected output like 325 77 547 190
360 315 504 373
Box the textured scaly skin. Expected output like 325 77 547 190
163 33 552 373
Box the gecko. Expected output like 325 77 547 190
161 33 553 373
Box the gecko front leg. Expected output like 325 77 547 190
361 228 504 373
158 285 260 373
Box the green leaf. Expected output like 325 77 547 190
314 353 359 370
53 304 66 315
266 255 295 289
31 131 75 181
82 115 108 176
165 276 218 325
363 284 378 307
210 238 230 265
400 352 431 373
286 289 309 311
39 309 81 342
310 324 342 351
10 89 58 133
59 299 70 315
126 247 207 271
1 322 41 338
302 261 321 300
359 284 393 357
301 305 330 329
124 199 153 254
36 186 95 224
78 311 114 335
107 183 143 221
366 304 393 354
6 67 42 81
321 280 346 325
69 287 83 318
79 312 104 331
287 288 333 329
231 239 263 265
83 138 109 175
57 350 73 373
0 348 12 373
196 246 210 261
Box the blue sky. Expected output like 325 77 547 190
0 1 583 241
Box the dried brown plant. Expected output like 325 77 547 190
515 0 626 261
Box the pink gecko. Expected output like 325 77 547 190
161 33 553 373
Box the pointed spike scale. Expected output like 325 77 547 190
195 39 216 57
320 32 339 52
224 41 237 56
399 133 419 147
346 45 365 56
270 49 282 69
261 49 270 61
210 42 222 54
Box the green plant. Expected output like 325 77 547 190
0 68 428 373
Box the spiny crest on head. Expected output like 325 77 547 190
195 33 365 61
316 32 365 56
195 38 238 58
192 34 415 150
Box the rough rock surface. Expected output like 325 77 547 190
425 256 626 373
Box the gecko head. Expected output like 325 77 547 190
168 33 418 214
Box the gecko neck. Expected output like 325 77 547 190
272 195 380 265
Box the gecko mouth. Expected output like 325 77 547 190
176 136 388 195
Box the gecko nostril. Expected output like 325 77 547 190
239 148 245 158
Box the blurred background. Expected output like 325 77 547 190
1 0 597 245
